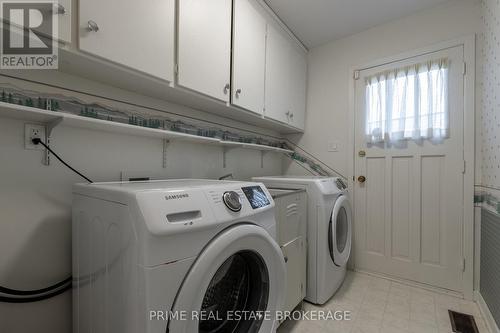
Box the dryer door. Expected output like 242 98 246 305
168 224 286 333
328 195 352 267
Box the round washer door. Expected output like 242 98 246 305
168 224 286 333
328 195 352 267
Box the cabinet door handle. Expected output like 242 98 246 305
223 83 230 95
87 20 99 32
235 88 242 97
290 113 294 119
285 111 290 117
55 4 66 14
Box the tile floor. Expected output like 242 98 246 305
278 271 489 333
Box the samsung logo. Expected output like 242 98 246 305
165 194 189 200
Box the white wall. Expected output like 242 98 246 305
0 72 283 332
284 0 483 179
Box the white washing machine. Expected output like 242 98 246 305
253 176 352 305
72 179 286 333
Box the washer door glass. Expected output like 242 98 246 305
336 207 348 253
328 195 352 267
199 250 269 333
168 224 286 333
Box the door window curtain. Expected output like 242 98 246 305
365 58 449 143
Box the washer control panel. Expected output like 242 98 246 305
241 186 271 209
206 183 273 220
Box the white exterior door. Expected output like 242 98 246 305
79 0 175 82
232 0 266 115
353 46 465 292
177 0 232 102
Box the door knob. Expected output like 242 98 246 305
358 176 366 183
87 20 99 32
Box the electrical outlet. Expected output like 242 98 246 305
25 123 46 150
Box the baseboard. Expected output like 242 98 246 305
352 268 463 299
475 291 500 333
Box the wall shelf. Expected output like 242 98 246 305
0 102 294 166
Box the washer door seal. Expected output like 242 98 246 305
328 195 352 267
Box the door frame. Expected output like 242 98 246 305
347 35 476 299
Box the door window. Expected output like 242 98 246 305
365 58 449 143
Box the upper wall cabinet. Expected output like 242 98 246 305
231 0 266 115
177 0 232 102
264 23 307 130
79 0 175 82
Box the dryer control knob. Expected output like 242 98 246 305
222 191 242 212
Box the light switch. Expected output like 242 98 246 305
328 141 339 152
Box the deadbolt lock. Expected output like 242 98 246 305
358 150 366 157
358 176 366 183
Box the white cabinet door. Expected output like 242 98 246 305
282 237 306 312
54 0 71 43
79 0 174 82
232 0 266 114
264 24 290 124
5 0 71 43
178 0 232 102
289 44 307 130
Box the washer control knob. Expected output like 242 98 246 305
223 191 242 212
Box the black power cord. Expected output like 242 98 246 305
0 139 91 303
0 278 72 303
32 138 93 183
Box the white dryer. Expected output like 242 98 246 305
72 179 285 333
253 176 352 305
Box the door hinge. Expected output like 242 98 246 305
462 62 466 76
462 258 466 272
462 160 466 174
353 70 360 80
174 64 179 75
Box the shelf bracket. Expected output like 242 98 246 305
162 139 170 168
43 117 63 166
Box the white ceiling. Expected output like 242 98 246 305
265 0 455 48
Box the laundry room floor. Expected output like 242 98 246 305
278 271 490 333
